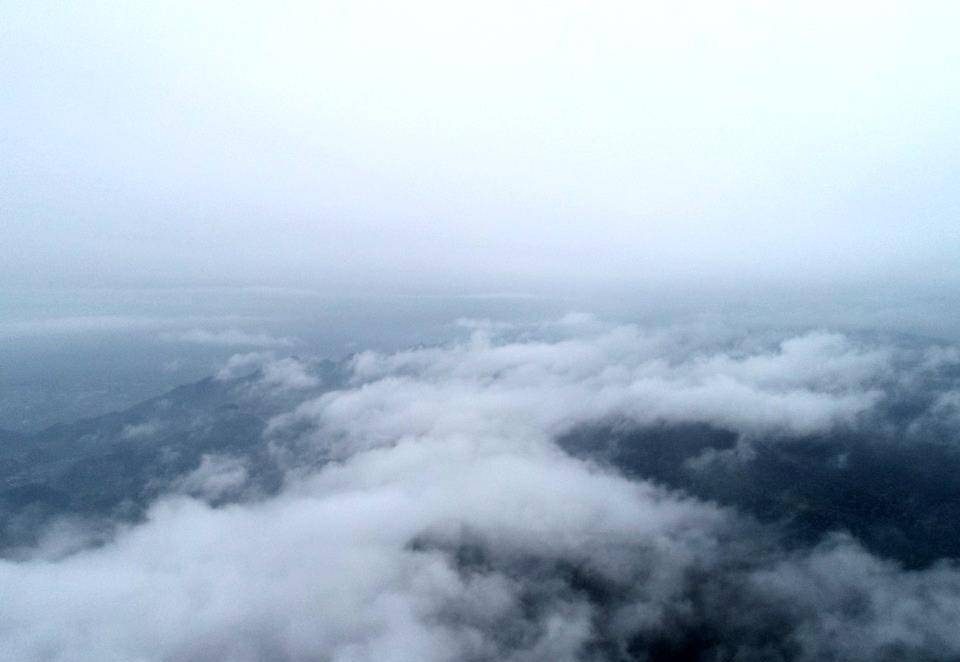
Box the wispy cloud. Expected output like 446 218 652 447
161 328 296 348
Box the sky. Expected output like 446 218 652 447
2 1 959 294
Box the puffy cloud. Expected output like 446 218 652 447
260 358 321 391
216 351 277 380
282 322 888 453
172 455 250 501
750 535 960 661
216 353 321 392
4 318 960 661
0 446 726 661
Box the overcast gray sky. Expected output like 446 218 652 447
2 1 959 293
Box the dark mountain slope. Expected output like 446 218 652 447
0 360 344 553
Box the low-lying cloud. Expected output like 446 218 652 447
4 318 960 661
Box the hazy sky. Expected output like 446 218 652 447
2 1 959 293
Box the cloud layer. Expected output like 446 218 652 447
4 319 960 661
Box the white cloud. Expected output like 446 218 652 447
216 352 276 380
172 455 249 500
4 319 960 661
215 353 319 392
288 322 885 454
260 358 319 391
